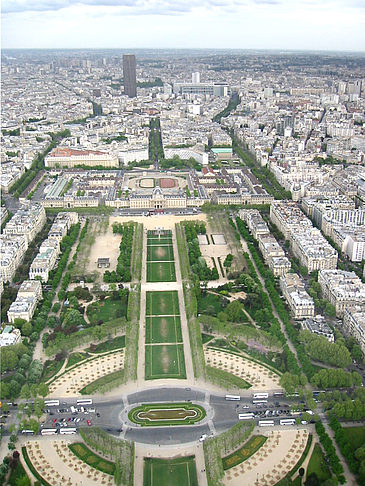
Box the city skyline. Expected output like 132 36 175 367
2 0 365 52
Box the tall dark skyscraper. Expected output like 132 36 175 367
123 54 136 98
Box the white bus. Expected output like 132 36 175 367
280 419 296 426
225 395 240 401
252 400 268 405
41 428 58 436
59 427 77 435
273 392 284 397
253 393 269 399
258 420 274 427
76 399 93 405
44 400 60 407
21 430 34 435
238 413 255 420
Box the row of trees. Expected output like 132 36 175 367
232 139 291 199
299 330 352 368
182 221 219 280
311 368 362 389
149 117 164 160
213 93 241 123
315 421 345 483
104 223 135 282
320 388 365 421
330 417 365 481
10 129 70 198
235 218 301 375
0 221 84 400
80 427 134 486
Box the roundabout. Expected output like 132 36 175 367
128 402 206 426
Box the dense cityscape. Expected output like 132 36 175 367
1 48 365 486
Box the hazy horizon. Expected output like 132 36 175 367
2 0 365 52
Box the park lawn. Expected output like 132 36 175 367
223 435 267 470
145 316 183 344
69 442 115 475
147 261 176 282
147 244 174 262
87 295 128 324
198 293 229 316
8 460 29 485
144 456 198 486
86 335 125 353
343 425 365 451
147 237 173 246
41 358 65 381
146 291 180 316
66 352 90 368
145 344 186 380
306 443 331 483
201 333 214 344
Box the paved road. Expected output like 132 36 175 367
4 388 311 445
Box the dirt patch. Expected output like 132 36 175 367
161 345 169 373
160 178 176 188
139 178 155 188
160 318 168 340
156 246 167 259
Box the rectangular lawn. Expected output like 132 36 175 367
145 344 186 379
144 456 198 486
146 291 179 316
147 261 176 282
145 316 182 344
147 237 173 246
147 245 174 262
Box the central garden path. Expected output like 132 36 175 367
137 227 194 384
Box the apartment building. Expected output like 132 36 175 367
301 316 334 342
0 235 28 282
318 269 365 317
343 308 365 355
29 238 60 282
291 228 338 272
270 201 311 239
0 326 22 347
280 272 315 319
7 280 42 323
3 203 46 243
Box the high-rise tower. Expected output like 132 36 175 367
123 54 137 98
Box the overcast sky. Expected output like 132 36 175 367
2 0 365 51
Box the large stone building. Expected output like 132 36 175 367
45 148 118 168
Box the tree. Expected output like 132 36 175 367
1 349 18 371
325 302 336 318
305 472 320 486
21 322 32 337
16 476 31 486
351 344 363 362
20 384 31 400
37 383 49 398
225 300 245 322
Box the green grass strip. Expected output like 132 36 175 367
79 369 124 395
223 435 267 470
68 442 116 475
22 447 52 486
206 366 251 390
